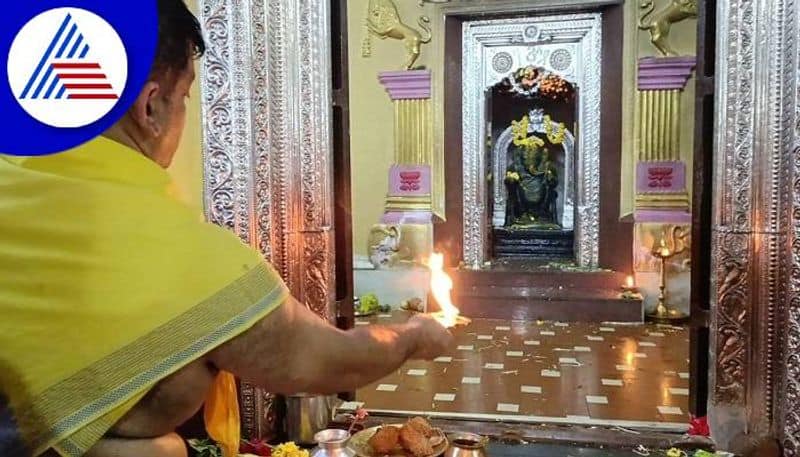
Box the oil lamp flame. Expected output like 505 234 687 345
626 275 635 288
428 252 462 328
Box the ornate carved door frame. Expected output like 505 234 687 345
197 0 335 439
709 0 800 452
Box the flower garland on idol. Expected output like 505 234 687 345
500 65 576 102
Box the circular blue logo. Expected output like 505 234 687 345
1 1 157 156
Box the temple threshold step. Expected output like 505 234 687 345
453 294 643 322
451 269 628 290
493 227 574 260
449 269 641 322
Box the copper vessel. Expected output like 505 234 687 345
444 432 488 457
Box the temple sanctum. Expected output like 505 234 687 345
166 0 800 454
6 0 800 456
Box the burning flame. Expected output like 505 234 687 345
625 275 635 289
428 252 463 328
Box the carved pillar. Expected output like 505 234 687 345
633 57 695 316
634 57 695 219
199 0 334 440
710 0 799 452
378 70 434 218
366 71 434 268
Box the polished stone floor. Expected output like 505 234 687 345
352 312 690 431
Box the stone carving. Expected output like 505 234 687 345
493 109 575 230
362 0 432 70
638 0 698 57
549 49 572 71
199 0 335 439
462 15 601 267
492 52 513 73
368 225 401 268
648 166 674 188
399 170 422 191
367 224 432 269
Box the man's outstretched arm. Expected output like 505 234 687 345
207 296 453 394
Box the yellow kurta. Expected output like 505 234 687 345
0 137 288 456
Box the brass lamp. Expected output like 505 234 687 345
647 229 690 324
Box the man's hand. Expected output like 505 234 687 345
406 314 454 360
210 296 455 394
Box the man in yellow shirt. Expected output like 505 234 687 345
0 1 453 456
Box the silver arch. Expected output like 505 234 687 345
462 14 601 267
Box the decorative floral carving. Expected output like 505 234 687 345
648 167 674 188
549 48 572 71
200 0 334 440
711 231 748 404
492 52 513 73
303 232 334 321
399 171 422 191
711 0 799 449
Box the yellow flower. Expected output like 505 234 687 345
543 115 566 144
273 442 310 457
665 449 686 457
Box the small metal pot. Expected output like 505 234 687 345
310 429 356 457
444 432 488 457
285 394 339 445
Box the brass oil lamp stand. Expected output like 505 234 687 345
646 233 689 324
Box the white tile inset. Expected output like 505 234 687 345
434 356 452 363
495 326 511 331
462 377 481 384
376 384 398 392
497 403 519 413
649 332 665 337
484 363 504 370
616 364 634 372
540 330 556 336
506 351 524 357
679 372 690 379
541 369 561 378
601 378 624 387
658 406 684 415
355 321 370 326
477 335 493 340
433 393 455 402
566 415 592 422
524 340 541 346
559 357 580 365
586 395 608 405
587 335 605 341
638 341 657 347
457 345 474 351
378 314 392 318
521 385 542 394
599 327 616 332
574 346 592 352
555 322 569 327
669 388 690 396
633 352 648 358
407 369 427 376
339 401 364 410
